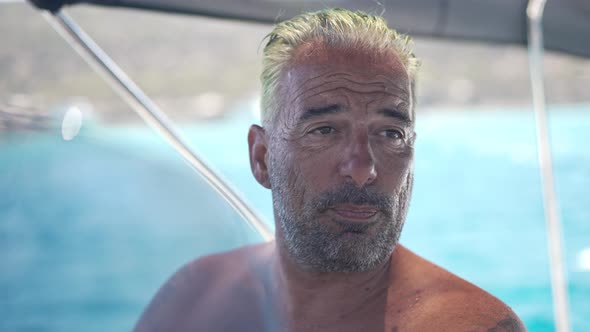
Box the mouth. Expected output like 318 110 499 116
330 204 379 221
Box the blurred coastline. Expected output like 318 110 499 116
1 2 590 128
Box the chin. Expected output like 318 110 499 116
327 238 396 272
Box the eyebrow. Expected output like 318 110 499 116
377 108 413 125
298 104 344 123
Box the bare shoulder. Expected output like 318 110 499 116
133 242 272 332
413 283 527 332
395 246 527 332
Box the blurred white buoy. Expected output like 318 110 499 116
61 106 83 141
577 247 590 271
250 96 261 123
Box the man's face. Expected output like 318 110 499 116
266 45 415 272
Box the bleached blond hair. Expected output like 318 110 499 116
260 8 420 127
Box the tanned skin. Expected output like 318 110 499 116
134 44 527 332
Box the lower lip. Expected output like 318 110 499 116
332 209 378 221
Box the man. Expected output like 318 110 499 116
135 8 526 332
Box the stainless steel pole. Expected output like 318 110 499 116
526 1 571 331
42 10 273 241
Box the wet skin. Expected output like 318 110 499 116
134 45 527 331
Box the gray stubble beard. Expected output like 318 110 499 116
270 154 414 273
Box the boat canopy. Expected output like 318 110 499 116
29 0 590 58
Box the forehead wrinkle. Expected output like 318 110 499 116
293 86 395 108
324 72 406 92
322 66 409 94
364 94 408 108
321 71 411 103
290 71 408 105
294 87 407 110
291 77 403 105
288 70 356 104
323 76 408 98
291 90 351 119
290 81 333 105
287 66 385 101
374 74 410 98
324 74 389 87
287 68 334 102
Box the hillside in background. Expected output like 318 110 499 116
1 2 590 126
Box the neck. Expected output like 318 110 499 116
269 238 397 325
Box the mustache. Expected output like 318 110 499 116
310 183 395 215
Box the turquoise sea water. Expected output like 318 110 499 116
1 106 589 331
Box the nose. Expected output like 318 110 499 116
339 130 377 187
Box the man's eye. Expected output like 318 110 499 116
311 126 335 135
380 129 404 140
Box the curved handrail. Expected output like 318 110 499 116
41 10 274 242
526 1 571 331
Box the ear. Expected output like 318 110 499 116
248 125 271 189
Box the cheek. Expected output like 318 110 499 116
276 142 342 208
375 148 414 185
292 145 341 186
269 147 308 207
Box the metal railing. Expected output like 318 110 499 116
526 0 571 331
41 10 273 242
